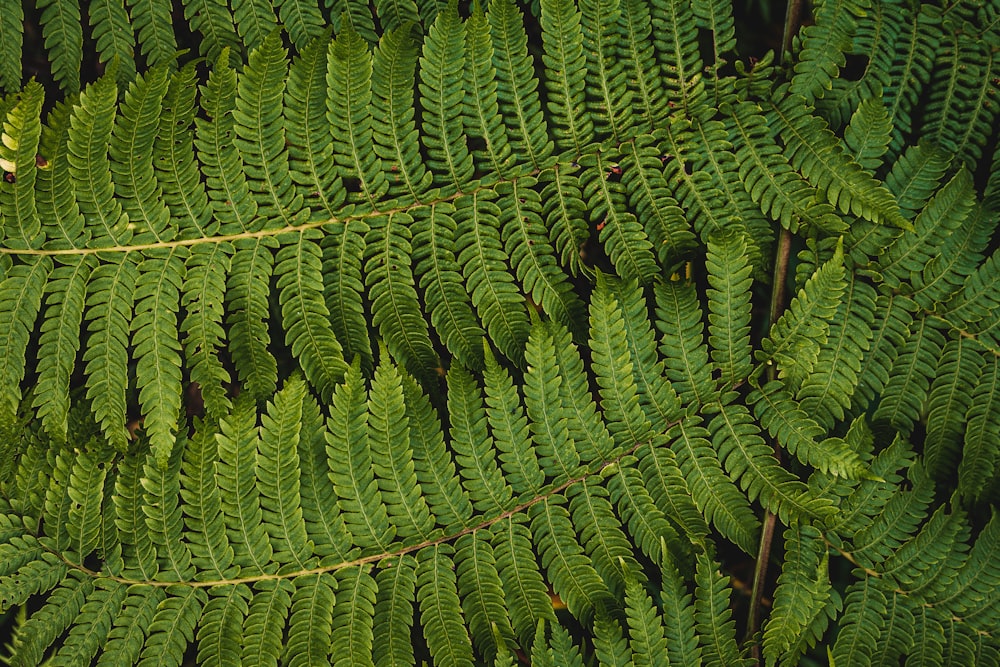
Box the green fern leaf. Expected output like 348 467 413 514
482 344 544 496
842 95 892 172
623 563 668 667
369 358 435 542
454 193 530 364
692 0 736 95
114 456 159 580
616 0 666 129
141 440 195 582
581 150 658 283
492 515 556 647
257 376 313 567
757 241 846 388
155 64 215 239
274 0 324 49
226 238 278 400
31 257 93 440
523 324 582 480
694 553 750 667
373 0 418 32
231 0 277 51
83 254 138 451
372 25 431 202
133 248 187 466
326 361 394 553
924 338 986 482
705 230 753 387
298 391 353 559
607 460 686 566
655 279 714 406
831 576 888 666
35 0 83 92
322 219 372 369
12 572 94 667
651 0 707 117
240 580 292 667
197 583 251 666
0 81 44 248
638 442 710 549
763 525 836 667
66 450 108 563
138 586 207 667
195 50 259 235
282 574 337 667
365 212 439 378
179 0 239 62
530 496 613 626
455 531 515 660
402 371 474 529
236 31 303 227
448 363 513 515
331 566 377 666
957 354 999 501
179 420 237 580
35 97 86 248
180 243 232 416
127 0 176 66
590 273 652 446
567 478 639 598
912 202 995 313
276 231 348 400
788 0 864 104
768 89 909 229
709 402 835 524
216 394 274 574
48 579 129 667
728 101 846 234
462 2 513 177
537 165 590 277
593 612 633 667
579 0 629 142
619 136 697 268
0 0 22 93
286 32 344 220
412 203 485 369
539 0 592 155
659 552 702 667
872 316 946 436
420 3 473 190
326 23 386 206
373 556 418 667
418 544 475 667
0 256 51 422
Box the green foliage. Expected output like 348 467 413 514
1 0 999 665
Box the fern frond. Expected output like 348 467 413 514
567 478 639 598
322 219 372 369
462 3 512 178
0 0 22 93
831 576 888 666
240 580 292 666
286 32 344 220
768 90 908 229
139 585 207 667
728 101 845 234
488 0 552 171
659 552 702 667
0 257 51 422
113 455 159 580
127 0 176 66
530 496 613 626
331 566 377 666
418 544 475 667
12 572 93 666
365 212 439 378
49 579 129 667
179 0 238 62
607 459 685 566
957 354 999 502
650 0 707 118
924 337 986 482
141 439 195 582
616 0 666 130
412 203 485 369
455 531 514 660
448 363 513 515
276 231 348 401
275 0 324 49
35 0 83 93
35 98 86 249
579 0 629 142
593 613 633 667
326 362 393 553
420 3 473 191
179 420 236 580
622 564 667 667
180 244 232 416
705 229 753 387
197 583 251 666
589 273 652 447
371 25 431 203
482 344 544 496
226 238 278 400
654 279 714 406
842 95 892 172
235 31 302 227
871 317 946 436
0 81 44 248
231 0 277 51
373 556 417 667
694 553 750 667
708 402 835 524
763 524 836 667
66 450 108 563
491 515 555 648
669 418 758 553
539 0 592 155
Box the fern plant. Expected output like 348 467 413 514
0 0 998 664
